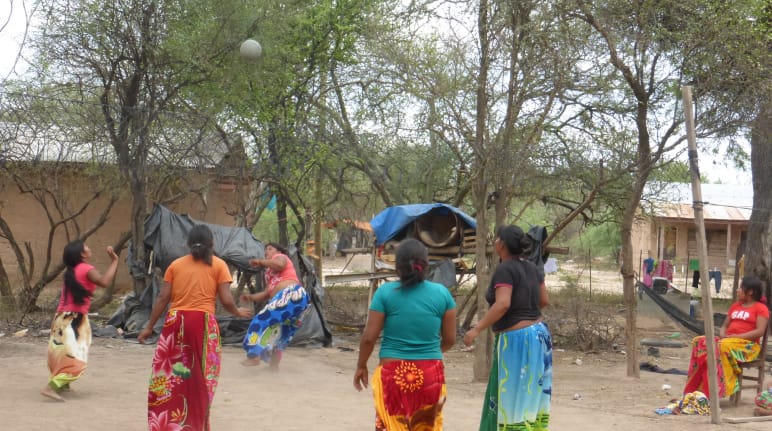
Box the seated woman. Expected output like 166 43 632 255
683 275 769 399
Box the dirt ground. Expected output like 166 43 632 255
1 256 768 430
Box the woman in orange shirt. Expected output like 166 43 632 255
138 224 251 431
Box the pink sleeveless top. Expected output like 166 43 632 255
264 253 300 292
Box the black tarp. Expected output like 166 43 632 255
527 225 549 278
637 281 724 335
105 205 332 347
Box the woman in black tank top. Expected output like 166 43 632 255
463 225 553 430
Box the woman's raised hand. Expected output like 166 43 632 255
106 246 119 261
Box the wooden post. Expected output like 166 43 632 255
588 248 593 300
683 85 721 424
366 241 378 325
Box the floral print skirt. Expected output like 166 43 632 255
683 335 760 399
47 312 92 390
371 359 447 430
147 310 221 431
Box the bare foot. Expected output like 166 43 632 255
241 357 262 367
41 385 65 402
754 407 772 417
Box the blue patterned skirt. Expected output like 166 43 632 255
480 321 553 430
242 284 309 360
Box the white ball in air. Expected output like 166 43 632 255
240 39 262 61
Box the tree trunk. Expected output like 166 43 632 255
746 100 772 298
473 182 493 382
620 192 640 378
471 0 493 383
0 258 16 309
277 196 289 247
130 179 149 297
313 209 323 279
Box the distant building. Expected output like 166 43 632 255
631 182 752 289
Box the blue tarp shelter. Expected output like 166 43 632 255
370 203 476 246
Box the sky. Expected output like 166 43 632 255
0 1 754 187
0 0 33 79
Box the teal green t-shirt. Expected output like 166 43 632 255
370 280 456 360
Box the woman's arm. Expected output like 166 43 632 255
719 312 730 338
249 255 287 272
353 310 385 391
440 308 457 352
217 282 252 318
463 285 511 346
730 315 769 341
539 282 550 309
137 281 172 343
240 290 271 304
87 246 119 288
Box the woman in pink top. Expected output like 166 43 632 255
42 240 119 401
241 242 310 369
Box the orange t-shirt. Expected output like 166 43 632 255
164 255 232 314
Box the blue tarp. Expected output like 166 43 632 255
370 203 477 246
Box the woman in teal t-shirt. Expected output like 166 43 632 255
354 239 457 430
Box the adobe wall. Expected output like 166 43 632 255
0 170 254 298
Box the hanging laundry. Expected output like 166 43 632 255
643 256 655 287
708 270 722 294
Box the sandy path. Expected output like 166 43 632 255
1 332 767 431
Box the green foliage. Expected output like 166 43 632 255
251 206 297 244
568 222 621 262
650 161 692 183
510 201 552 229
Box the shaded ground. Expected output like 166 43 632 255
0 257 766 430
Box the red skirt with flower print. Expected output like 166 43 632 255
371 359 446 430
147 310 221 431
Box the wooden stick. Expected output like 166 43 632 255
684 85 721 424
725 416 772 424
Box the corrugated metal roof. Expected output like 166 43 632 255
649 183 753 222
655 203 752 222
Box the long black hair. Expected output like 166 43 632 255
496 225 534 257
741 275 764 302
62 240 91 305
188 224 215 265
395 238 429 288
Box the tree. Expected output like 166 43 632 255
30 0 250 296
571 0 765 377
0 89 127 313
